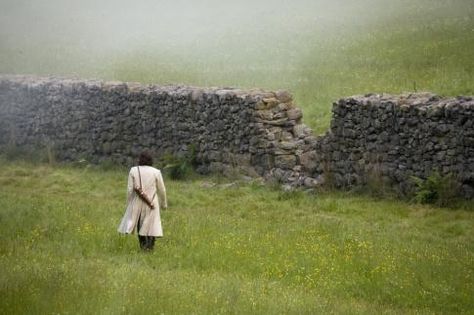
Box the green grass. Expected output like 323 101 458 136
0 158 473 314
1 3 474 312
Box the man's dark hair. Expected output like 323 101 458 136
138 151 153 166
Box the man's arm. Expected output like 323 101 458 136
127 168 134 203
156 170 167 209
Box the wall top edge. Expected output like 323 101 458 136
0 74 294 103
337 92 474 109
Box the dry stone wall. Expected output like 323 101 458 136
0 75 315 181
315 93 474 197
1 75 473 197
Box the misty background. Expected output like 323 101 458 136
1 0 473 132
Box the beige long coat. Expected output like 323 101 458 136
118 166 167 237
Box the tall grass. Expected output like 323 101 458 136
0 159 473 314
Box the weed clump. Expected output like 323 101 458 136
2 143 56 165
411 172 460 207
162 145 198 180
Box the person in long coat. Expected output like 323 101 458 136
118 151 167 250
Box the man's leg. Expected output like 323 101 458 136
146 236 156 250
137 215 147 250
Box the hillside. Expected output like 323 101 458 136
1 0 473 133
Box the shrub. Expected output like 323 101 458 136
363 163 398 199
411 172 460 207
162 145 198 180
2 143 56 165
2 144 30 161
97 159 124 171
163 154 191 180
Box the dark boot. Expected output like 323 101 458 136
137 214 148 250
138 235 148 250
146 236 156 250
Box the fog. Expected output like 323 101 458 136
0 0 472 87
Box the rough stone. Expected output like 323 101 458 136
287 108 303 121
299 150 318 172
279 141 297 151
303 177 320 188
275 90 292 103
262 98 279 109
274 155 297 169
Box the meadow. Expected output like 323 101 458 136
1 1 474 314
0 158 473 314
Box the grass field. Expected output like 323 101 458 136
0 158 473 314
1 1 474 313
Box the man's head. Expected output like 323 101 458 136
138 151 153 166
